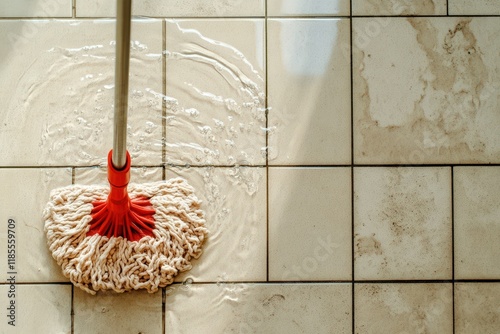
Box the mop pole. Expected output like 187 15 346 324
112 0 132 170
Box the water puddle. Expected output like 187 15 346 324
30 20 271 302
163 20 267 166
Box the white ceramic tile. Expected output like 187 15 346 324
450 0 500 15
165 19 266 166
268 0 350 16
354 167 452 280
355 283 453 334
353 0 447 15
267 19 351 165
0 19 163 166
0 0 71 17
269 168 351 281
74 288 162 334
455 283 500 334
353 17 500 164
166 283 352 333
0 168 71 283
0 284 71 333
168 167 267 282
77 0 264 17
454 167 500 279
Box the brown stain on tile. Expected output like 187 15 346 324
455 283 500 332
409 18 488 94
382 170 435 243
409 18 489 154
381 190 434 242
354 18 496 164
357 168 449 279
262 294 286 308
356 234 383 256
357 283 452 333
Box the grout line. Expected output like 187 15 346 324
451 166 455 334
170 280 355 285
71 167 75 185
72 0 76 18
1 14 500 20
71 285 74 334
2 163 500 169
350 2 356 331
0 279 499 286
162 19 167 177
447 0 450 16
264 0 270 283
162 288 166 334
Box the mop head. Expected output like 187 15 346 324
43 178 207 294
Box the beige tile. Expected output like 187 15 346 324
1 284 71 333
454 167 500 279
267 19 351 165
450 0 500 15
355 283 453 334
74 288 162 334
269 168 351 281
0 19 163 167
353 17 500 164
353 0 447 15
455 283 500 334
0 0 71 17
168 167 267 282
268 0 350 16
354 167 451 280
166 283 352 333
0 168 71 283
165 19 266 166
77 0 264 17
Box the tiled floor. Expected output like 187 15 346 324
1 0 499 333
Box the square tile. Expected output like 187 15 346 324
269 168 351 281
354 167 452 280
268 0 350 16
353 17 500 164
352 0 447 15
355 283 453 334
454 167 500 279
0 284 71 333
449 0 500 15
77 0 265 17
165 19 266 166
74 288 162 334
0 0 72 17
455 283 500 334
168 167 267 282
166 283 352 333
0 19 163 167
267 19 351 165
0 168 71 283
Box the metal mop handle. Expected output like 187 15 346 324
112 0 132 170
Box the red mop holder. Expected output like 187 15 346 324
87 150 156 241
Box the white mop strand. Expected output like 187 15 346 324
43 178 208 295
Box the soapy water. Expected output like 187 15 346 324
35 20 269 168
163 20 268 166
37 39 163 166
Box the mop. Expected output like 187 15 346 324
43 0 207 294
